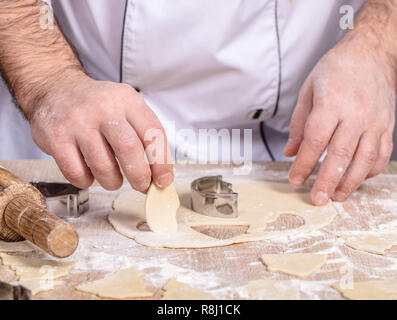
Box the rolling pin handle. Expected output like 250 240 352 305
4 197 78 258
0 167 79 258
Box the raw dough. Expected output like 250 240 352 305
76 267 153 299
240 279 300 300
145 183 179 233
19 280 64 295
161 278 215 300
0 240 38 253
339 231 397 255
333 280 397 300
109 180 338 248
0 253 75 281
261 253 327 278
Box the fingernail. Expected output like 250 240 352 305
313 191 329 206
333 191 347 202
283 143 291 156
290 175 304 187
134 179 151 192
155 172 174 188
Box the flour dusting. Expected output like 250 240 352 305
12 166 397 300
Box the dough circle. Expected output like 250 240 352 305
109 180 338 248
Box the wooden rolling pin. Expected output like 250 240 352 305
0 167 78 258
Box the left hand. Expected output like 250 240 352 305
284 36 396 206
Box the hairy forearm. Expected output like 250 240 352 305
0 0 84 119
344 0 397 75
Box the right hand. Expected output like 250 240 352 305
29 73 174 192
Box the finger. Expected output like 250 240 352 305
284 80 313 157
367 131 393 179
332 130 380 202
288 110 338 187
77 129 123 190
52 142 94 189
101 120 151 192
126 94 174 188
311 124 361 205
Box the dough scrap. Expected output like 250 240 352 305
333 280 397 300
339 231 397 255
161 278 215 300
76 267 153 299
145 183 179 234
240 279 300 300
261 253 327 278
0 253 75 282
19 280 64 295
109 180 338 248
0 240 38 253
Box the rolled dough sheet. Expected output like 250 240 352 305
145 182 179 234
76 267 153 299
240 279 300 300
261 253 327 278
0 240 38 253
0 253 75 282
333 280 397 300
19 280 64 296
339 231 397 255
109 180 338 248
161 278 215 300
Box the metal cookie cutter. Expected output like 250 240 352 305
30 182 89 218
0 281 31 300
191 176 238 218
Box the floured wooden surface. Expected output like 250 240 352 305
238 279 301 300
0 160 397 300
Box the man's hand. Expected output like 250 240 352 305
0 0 173 192
30 74 174 191
284 1 397 205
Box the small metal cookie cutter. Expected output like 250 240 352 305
30 182 89 218
0 281 31 300
191 175 238 218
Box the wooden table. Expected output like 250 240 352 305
1 160 397 300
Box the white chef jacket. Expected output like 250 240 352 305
0 0 365 161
